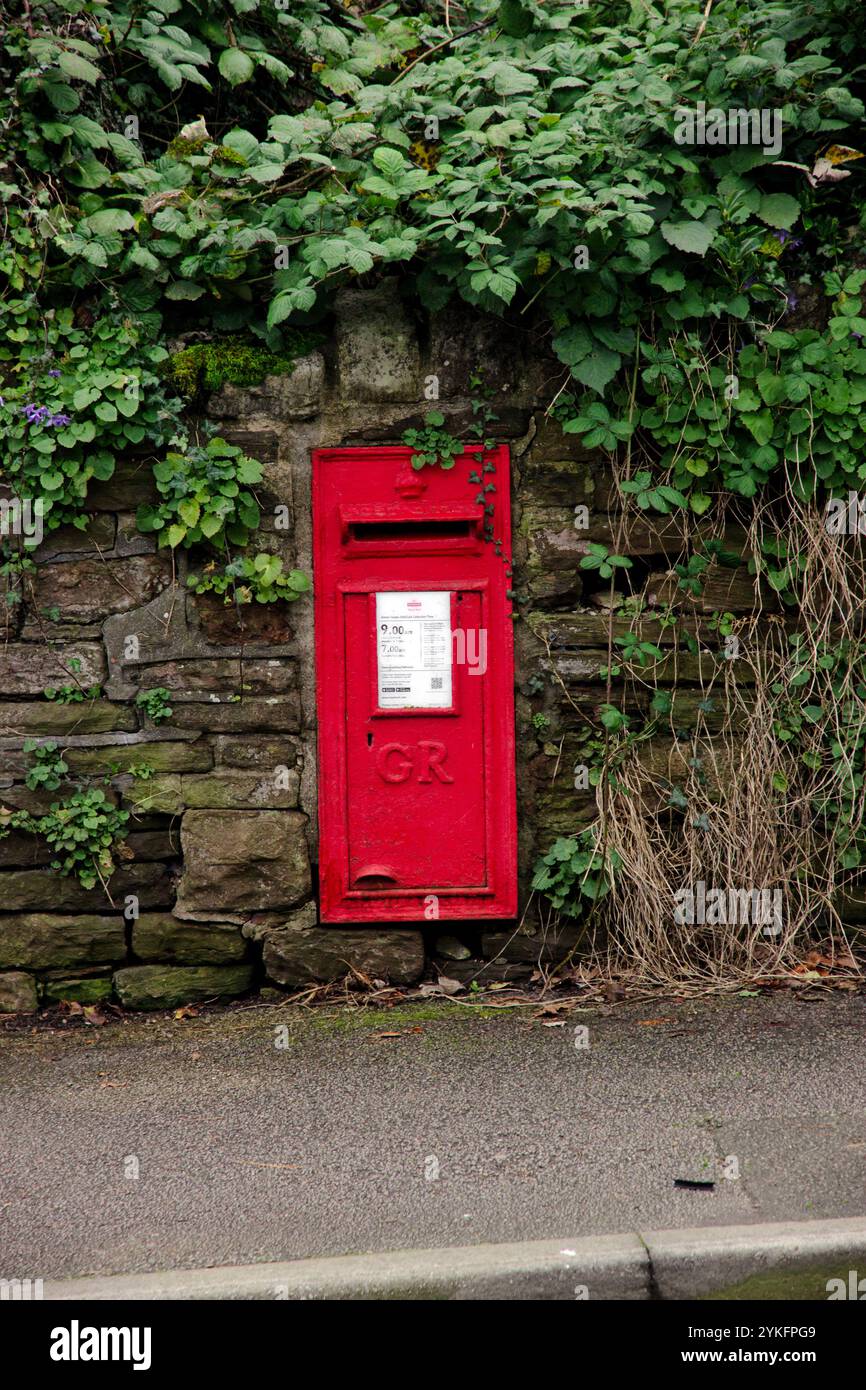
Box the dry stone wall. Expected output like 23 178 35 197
3 284 862 1010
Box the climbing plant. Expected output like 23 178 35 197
1 0 865 965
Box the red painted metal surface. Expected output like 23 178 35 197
313 445 517 923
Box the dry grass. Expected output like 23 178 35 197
572 493 866 989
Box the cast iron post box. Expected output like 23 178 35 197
313 445 517 923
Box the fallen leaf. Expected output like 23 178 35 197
174 1005 199 1019
437 975 464 996
534 1000 572 1018
638 1018 668 1026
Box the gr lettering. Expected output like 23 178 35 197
375 740 453 784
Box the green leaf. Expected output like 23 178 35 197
58 50 102 84
651 267 686 292
572 348 621 395
165 280 205 300
82 208 135 236
218 48 255 86
659 220 715 256
497 0 534 38
372 147 406 178
553 324 592 365
757 193 801 231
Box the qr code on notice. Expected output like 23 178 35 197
430 676 443 690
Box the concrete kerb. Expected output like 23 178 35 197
43 1233 647 1302
645 1216 866 1300
42 1218 866 1301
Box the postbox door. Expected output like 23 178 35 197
343 588 487 894
313 444 516 923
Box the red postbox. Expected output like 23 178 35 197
313 444 517 923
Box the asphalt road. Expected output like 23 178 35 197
1 993 865 1280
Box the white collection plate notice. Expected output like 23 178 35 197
375 591 452 709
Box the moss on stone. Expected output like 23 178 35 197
306 1001 500 1033
166 333 322 401
41 975 112 1005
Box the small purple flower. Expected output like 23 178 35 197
48 412 71 427
784 291 799 314
48 369 61 378
22 403 50 424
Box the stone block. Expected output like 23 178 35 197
436 958 533 984
0 644 106 698
123 770 299 814
206 352 325 422
134 659 295 700
0 861 174 912
215 737 299 770
161 696 301 734
335 284 421 403
176 810 310 915
65 741 212 776
103 587 189 698
263 924 424 987
428 306 526 397
0 971 38 1012
87 459 160 512
33 514 116 562
0 832 52 868
32 555 172 623
0 701 137 737
113 963 254 1010
132 913 248 964
125 829 180 862
482 925 590 964
0 914 125 970
40 971 113 1005
192 594 298 647
115 513 157 557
